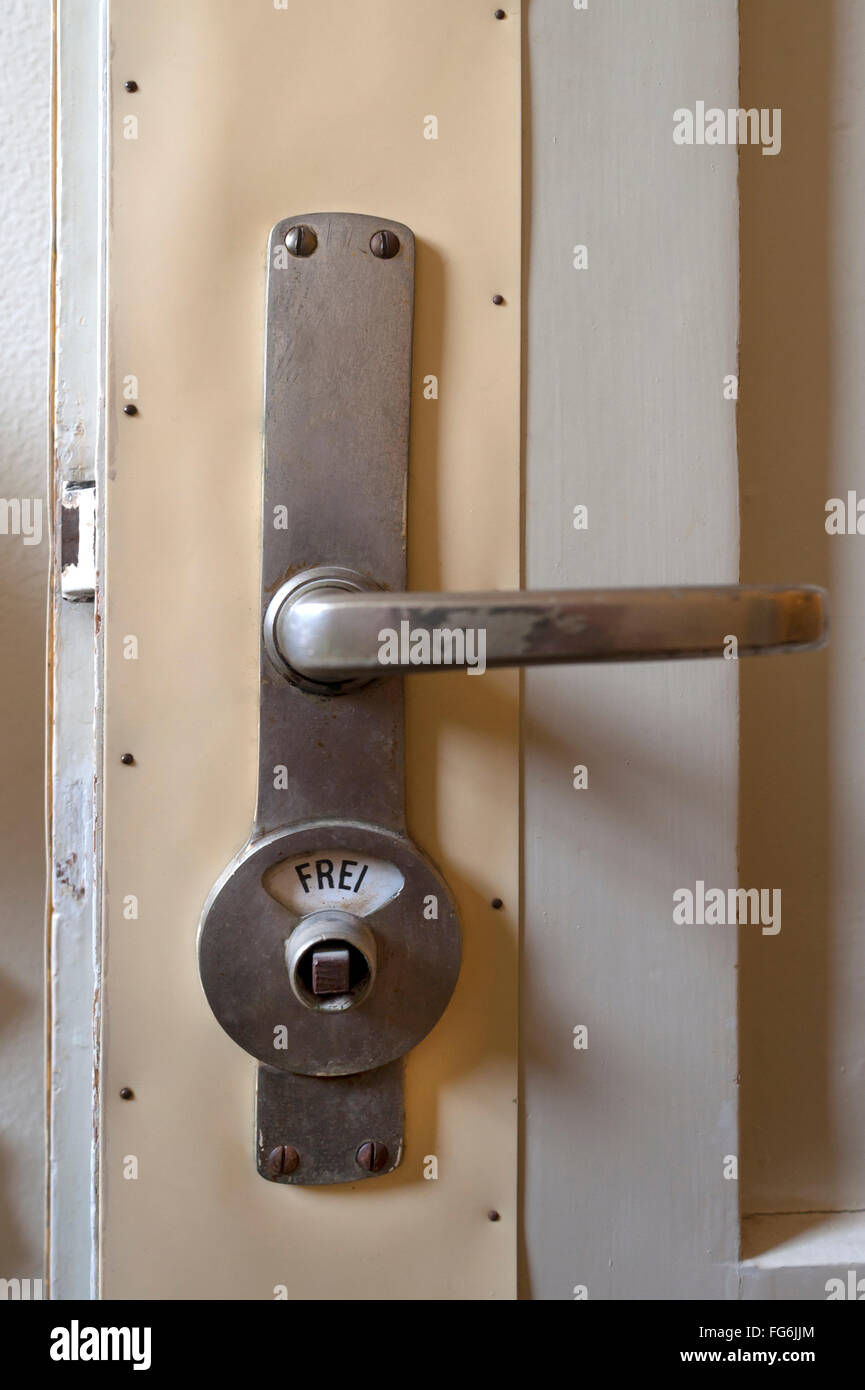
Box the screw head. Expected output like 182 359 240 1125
266 1144 300 1177
488 1209 501 1222
124 80 138 92
495 8 507 18
491 897 504 910
284 225 317 258
120 752 135 765
356 1141 389 1172
119 1087 134 1100
370 229 400 260
492 294 505 306
123 403 138 416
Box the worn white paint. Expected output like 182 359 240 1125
47 0 106 1299
0 0 52 1289
521 0 741 1300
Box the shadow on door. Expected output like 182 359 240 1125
738 0 860 1240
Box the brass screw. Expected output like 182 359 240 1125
266 1145 300 1177
356 1141 389 1172
284 225 317 258
370 230 400 260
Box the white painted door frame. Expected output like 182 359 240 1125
48 0 107 1300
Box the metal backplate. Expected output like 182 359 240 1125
197 213 461 1184
257 1062 403 1186
258 212 414 835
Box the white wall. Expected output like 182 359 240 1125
0 0 51 1281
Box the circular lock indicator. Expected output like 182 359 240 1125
197 822 461 1077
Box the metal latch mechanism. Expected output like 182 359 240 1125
60 480 96 602
198 211 827 1188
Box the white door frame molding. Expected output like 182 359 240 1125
48 0 107 1300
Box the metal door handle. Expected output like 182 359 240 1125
200 212 830 1187
265 569 828 690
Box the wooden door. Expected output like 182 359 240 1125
50 0 854 1304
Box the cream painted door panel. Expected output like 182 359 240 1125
98 0 521 1301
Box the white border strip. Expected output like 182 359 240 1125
47 0 107 1300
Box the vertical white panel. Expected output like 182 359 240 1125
522 0 740 1299
48 0 105 1299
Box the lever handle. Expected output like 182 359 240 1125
265 570 828 688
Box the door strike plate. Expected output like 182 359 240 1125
197 214 462 1186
